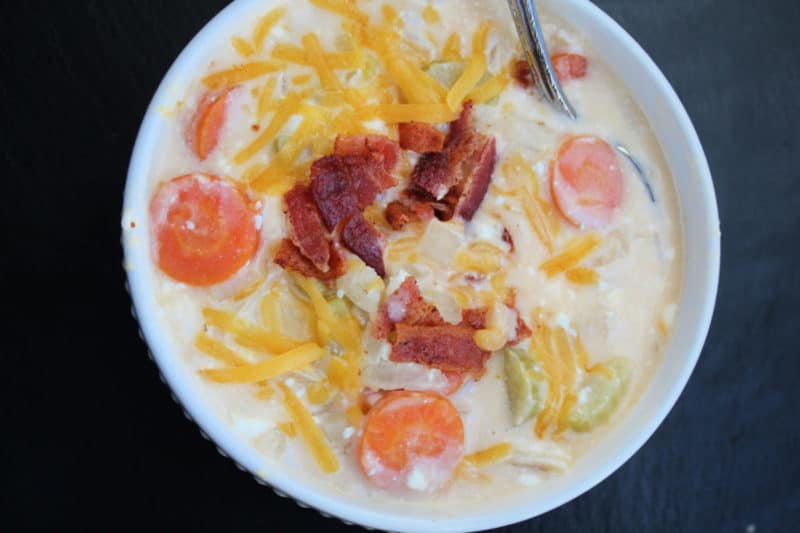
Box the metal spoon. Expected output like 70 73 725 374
506 0 656 202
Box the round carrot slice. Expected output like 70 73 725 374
188 88 234 160
551 53 588 82
550 135 624 229
359 391 464 492
149 174 259 286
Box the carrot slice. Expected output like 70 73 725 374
551 53 588 81
550 135 624 229
149 174 259 285
358 391 464 492
187 88 235 160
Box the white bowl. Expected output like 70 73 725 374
122 0 720 530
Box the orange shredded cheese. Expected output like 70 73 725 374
202 308 303 354
302 33 343 91
565 267 599 285
234 90 306 164
232 277 264 302
422 4 441 25
291 73 313 85
202 61 283 89
256 77 277 122
278 382 340 473
446 52 486 110
310 0 369 24
253 7 286 50
307 379 334 404
278 421 297 438
463 442 512 468
200 343 324 383
194 333 248 367
539 232 602 277
466 73 509 104
360 103 458 123
442 33 462 61
231 36 255 57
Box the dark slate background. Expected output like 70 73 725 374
2 1 798 531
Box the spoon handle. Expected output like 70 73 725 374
507 0 577 120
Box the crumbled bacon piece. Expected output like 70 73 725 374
310 155 359 230
399 101 496 224
341 154 396 209
398 122 446 153
283 184 330 271
391 324 490 378
334 134 400 172
341 213 386 277
512 59 534 88
411 151 453 200
384 190 439 230
372 278 445 339
461 307 488 330
452 136 496 221
273 239 344 282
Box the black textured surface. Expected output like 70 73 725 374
1 1 798 531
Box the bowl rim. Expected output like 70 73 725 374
122 0 720 531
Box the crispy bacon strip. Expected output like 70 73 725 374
273 239 344 282
398 122 445 153
334 134 400 172
341 213 386 277
391 323 490 378
310 155 359 229
372 277 445 339
410 151 453 200
452 136 495 220
283 184 330 271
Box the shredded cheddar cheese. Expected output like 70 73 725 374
446 52 486 111
422 4 441 25
202 308 303 354
565 267 599 285
466 73 509 104
278 421 297 438
200 343 324 383
442 33 462 61
194 333 248 367
231 36 255 57
310 0 369 24
302 33 343 91
202 61 284 89
278 382 340 473
253 7 286 51
463 442 512 468
234 90 307 164
540 232 602 277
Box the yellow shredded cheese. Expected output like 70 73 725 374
310 0 368 24
446 52 486 111
466 73 509 104
472 22 490 54
202 308 303 354
463 442 512 468
455 249 501 274
200 343 324 384
278 421 297 438
539 232 602 277
234 90 306 164
278 382 340 473
565 267 599 285
194 333 248 367
254 385 275 400
361 103 458 123
422 4 441 25
231 36 255 57
302 33 343 91
202 61 283 89
307 379 334 404
256 76 277 122
442 32 462 61
291 73 313 85
253 7 286 51
232 277 264 302
381 4 402 27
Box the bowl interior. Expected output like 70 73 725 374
122 0 720 531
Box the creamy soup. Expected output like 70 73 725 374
123 0 681 511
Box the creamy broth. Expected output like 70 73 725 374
127 0 681 510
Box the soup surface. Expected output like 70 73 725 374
123 0 681 510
